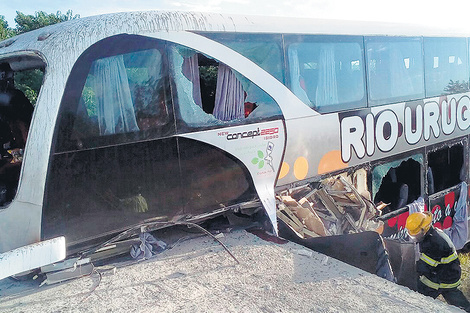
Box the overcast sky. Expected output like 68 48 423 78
2 0 470 30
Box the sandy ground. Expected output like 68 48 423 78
0 229 465 313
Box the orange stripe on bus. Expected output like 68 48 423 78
317 150 348 175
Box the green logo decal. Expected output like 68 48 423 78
251 150 265 169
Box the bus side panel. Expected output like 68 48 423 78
181 120 286 229
42 137 182 246
0 201 42 253
279 113 343 186
177 137 257 215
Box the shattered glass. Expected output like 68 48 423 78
372 154 423 200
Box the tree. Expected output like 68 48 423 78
444 80 469 95
15 10 80 34
1 10 80 104
0 15 15 41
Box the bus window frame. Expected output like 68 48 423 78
365 36 425 107
371 150 425 209
167 42 284 134
195 32 285 84
53 34 177 154
425 137 468 196
424 37 469 98
283 34 367 114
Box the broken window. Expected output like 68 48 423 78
169 44 282 131
372 155 423 214
198 54 218 114
427 143 464 194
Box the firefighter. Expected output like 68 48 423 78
405 212 470 312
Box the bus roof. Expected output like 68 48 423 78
1 10 470 52
1 10 469 72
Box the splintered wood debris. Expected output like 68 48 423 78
277 171 384 238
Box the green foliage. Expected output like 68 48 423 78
199 65 218 97
1 10 80 41
15 10 80 34
0 10 80 104
82 87 97 117
0 15 15 40
459 252 470 295
444 80 469 95
14 69 44 105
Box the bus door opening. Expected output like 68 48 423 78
0 62 43 207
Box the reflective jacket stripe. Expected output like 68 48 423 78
441 251 459 264
419 276 461 290
420 253 439 267
420 251 458 267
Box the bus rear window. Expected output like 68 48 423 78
286 35 366 113
366 37 424 105
424 37 469 97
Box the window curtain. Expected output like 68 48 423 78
182 54 203 108
315 44 338 107
287 47 311 105
213 63 245 121
92 55 139 135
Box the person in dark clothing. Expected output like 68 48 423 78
406 212 470 312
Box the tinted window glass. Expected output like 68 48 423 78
199 33 284 83
56 35 174 152
80 49 170 134
424 37 469 97
47 35 182 247
285 35 366 113
169 44 282 131
366 37 424 105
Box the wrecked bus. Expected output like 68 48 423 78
1 11 470 280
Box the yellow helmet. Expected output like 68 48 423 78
406 212 432 236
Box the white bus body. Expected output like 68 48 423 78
1 11 469 278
